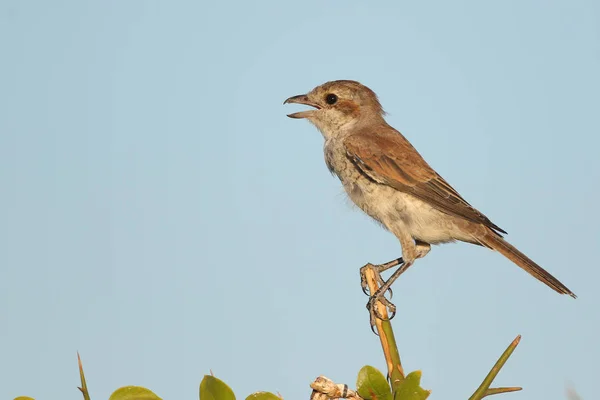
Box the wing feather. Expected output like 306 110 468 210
343 132 506 235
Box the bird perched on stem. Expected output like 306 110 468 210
284 80 575 329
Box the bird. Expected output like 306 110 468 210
283 80 575 328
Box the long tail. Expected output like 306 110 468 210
478 232 576 298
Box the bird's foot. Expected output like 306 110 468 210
360 258 403 297
366 291 397 332
360 264 387 296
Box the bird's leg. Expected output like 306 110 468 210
360 258 404 296
366 240 430 330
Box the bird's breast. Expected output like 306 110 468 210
324 140 394 223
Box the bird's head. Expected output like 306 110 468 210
284 80 385 137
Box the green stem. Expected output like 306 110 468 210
468 336 522 400
77 352 91 400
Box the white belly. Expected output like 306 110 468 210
343 178 474 244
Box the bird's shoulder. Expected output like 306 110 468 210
342 125 436 184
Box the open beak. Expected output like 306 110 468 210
283 94 321 119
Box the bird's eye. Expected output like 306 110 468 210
325 94 338 105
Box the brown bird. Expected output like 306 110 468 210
284 80 575 327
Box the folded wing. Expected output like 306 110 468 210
344 132 507 235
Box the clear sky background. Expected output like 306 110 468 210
1 1 599 399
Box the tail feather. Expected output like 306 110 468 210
478 232 576 298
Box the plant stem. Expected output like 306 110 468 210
364 267 405 391
77 352 91 400
468 335 522 400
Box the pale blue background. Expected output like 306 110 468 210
1 1 598 399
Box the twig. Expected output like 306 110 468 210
468 335 522 400
77 352 91 400
363 266 405 391
310 376 363 400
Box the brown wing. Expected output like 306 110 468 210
344 132 506 235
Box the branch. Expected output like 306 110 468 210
468 336 522 400
363 266 404 391
77 352 91 400
310 376 363 400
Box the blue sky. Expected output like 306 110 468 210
1 1 599 399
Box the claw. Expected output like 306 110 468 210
360 265 369 295
360 264 390 297
370 319 379 335
360 264 381 296
366 292 397 329
388 308 396 320
367 300 380 335
380 295 396 318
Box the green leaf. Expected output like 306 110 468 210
109 386 162 400
200 375 236 400
393 371 430 400
356 365 392 400
245 392 280 400
14 397 35 400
